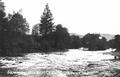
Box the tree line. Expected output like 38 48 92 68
0 1 120 56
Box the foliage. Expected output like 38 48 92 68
108 35 120 50
32 24 40 36
70 35 82 49
53 24 71 49
0 2 118 56
0 1 34 56
8 12 29 34
81 33 107 51
0 1 9 56
39 3 54 37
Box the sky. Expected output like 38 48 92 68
3 0 120 35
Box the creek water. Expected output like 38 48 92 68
0 49 120 77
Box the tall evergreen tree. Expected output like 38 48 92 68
39 3 54 37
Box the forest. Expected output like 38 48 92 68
0 1 120 56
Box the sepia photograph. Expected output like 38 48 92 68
0 0 120 77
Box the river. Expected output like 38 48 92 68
0 49 120 77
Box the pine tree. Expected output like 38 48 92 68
39 3 54 37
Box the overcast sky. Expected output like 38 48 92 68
4 0 120 35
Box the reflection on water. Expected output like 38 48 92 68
0 49 120 77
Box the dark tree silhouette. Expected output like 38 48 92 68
0 2 33 56
8 12 29 34
32 24 40 36
53 24 71 49
0 1 7 32
0 0 112 56
81 33 107 51
39 3 54 37
0 0 4 11
70 35 82 49
108 39 115 49
109 35 120 51
0 1 8 56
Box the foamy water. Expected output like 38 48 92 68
0 49 120 77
